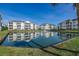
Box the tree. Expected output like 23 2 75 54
75 4 79 29
0 15 2 31
2 26 8 31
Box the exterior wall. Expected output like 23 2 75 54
24 23 30 30
40 25 44 30
58 19 78 30
44 24 50 30
8 22 13 30
34 24 38 30
58 21 67 30
21 22 24 30
30 23 34 30
51 25 54 29
8 21 38 30
13 22 17 30
40 24 55 30
72 20 78 30
29 23 38 30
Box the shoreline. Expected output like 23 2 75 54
0 30 9 43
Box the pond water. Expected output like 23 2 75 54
1 31 79 48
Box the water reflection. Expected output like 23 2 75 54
1 31 79 48
58 32 79 40
8 31 54 42
40 31 54 38
8 32 40 42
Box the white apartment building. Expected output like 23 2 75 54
8 21 38 30
58 21 66 30
40 24 55 30
58 19 78 30
72 19 78 30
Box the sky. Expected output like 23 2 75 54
0 3 77 25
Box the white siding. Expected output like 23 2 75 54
13 22 17 30
34 24 38 30
58 19 78 30
40 24 55 30
8 21 38 30
30 23 34 30
21 22 24 30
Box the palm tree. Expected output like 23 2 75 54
75 4 79 29
51 3 79 29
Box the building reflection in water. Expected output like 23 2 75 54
8 31 54 42
40 31 54 38
57 32 79 40
8 32 40 42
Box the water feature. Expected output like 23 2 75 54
1 31 79 48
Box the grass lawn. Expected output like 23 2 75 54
10 30 43 33
56 37 79 51
41 37 79 56
0 30 8 42
10 29 79 33
0 46 53 56
0 30 8 38
57 30 79 33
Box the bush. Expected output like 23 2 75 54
2 26 8 31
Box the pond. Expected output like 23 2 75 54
1 31 79 48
